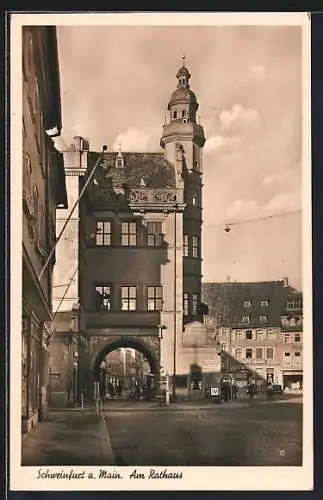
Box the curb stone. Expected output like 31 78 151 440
99 415 116 465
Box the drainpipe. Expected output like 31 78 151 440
173 211 177 402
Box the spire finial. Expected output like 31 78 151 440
117 142 123 158
182 53 186 67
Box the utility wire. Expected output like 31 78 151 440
38 148 106 282
203 209 302 229
47 264 79 343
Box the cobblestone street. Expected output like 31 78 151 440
105 398 302 466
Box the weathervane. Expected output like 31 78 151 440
182 53 186 66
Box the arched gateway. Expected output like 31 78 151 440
52 62 207 404
92 336 160 380
81 334 161 398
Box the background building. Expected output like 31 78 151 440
202 279 303 390
22 26 67 432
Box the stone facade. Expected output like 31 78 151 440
22 26 67 432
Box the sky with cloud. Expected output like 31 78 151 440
56 23 304 290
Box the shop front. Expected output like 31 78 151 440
22 315 42 433
282 370 303 391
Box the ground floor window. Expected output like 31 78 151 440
29 326 41 414
183 292 189 315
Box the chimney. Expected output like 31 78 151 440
73 135 83 151
283 277 289 288
74 135 91 152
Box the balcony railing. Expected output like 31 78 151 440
87 186 184 211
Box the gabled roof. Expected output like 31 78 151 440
202 281 302 328
88 152 177 189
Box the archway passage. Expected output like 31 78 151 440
93 337 160 401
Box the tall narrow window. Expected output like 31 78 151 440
246 329 253 339
96 285 112 312
235 348 243 359
192 294 198 315
183 234 189 256
246 348 253 359
260 314 268 323
173 111 177 119
182 109 186 118
256 330 263 340
183 293 189 316
235 331 243 340
267 329 276 340
147 222 163 247
266 348 274 359
96 221 111 246
192 191 199 206
243 316 251 325
147 286 163 311
255 348 263 360
121 221 137 246
284 352 291 365
33 185 39 220
39 206 45 245
121 286 137 311
192 236 199 258
294 352 301 365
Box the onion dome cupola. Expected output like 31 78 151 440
161 57 206 170
167 56 199 124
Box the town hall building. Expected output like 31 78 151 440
50 60 224 403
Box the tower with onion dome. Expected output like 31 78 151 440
161 57 206 325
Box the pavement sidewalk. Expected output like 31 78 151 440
21 410 115 466
49 393 301 413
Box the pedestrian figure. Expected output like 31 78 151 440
108 382 115 399
232 383 238 400
116 383 122 398
248 384 255 399
135 383 141 400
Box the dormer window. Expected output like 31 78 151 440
116 144 124 168
116 157 124 168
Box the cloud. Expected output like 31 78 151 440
250 65 267 81
264 192 301 212
204 134 242 155
112 128 150 152
224 199 259 220
262 169 294 186
219 104 259 131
